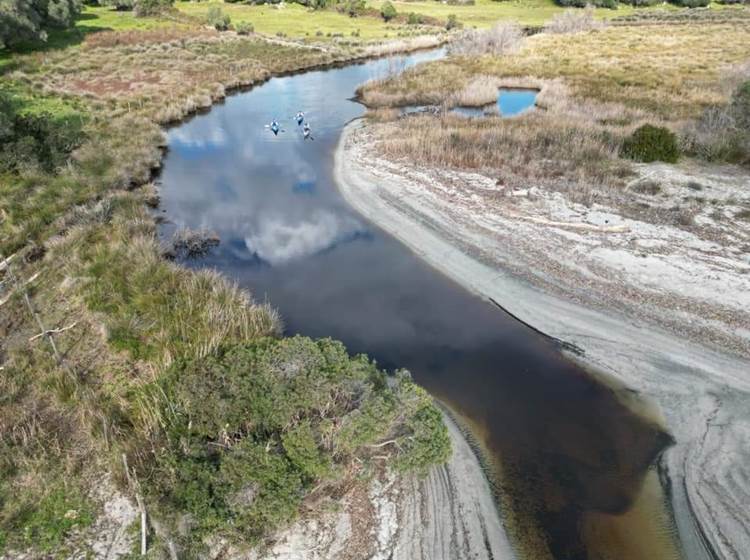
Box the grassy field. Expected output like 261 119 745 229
369 0 642 27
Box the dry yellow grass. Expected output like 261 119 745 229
361 16 750 119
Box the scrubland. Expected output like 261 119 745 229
0 11 450 558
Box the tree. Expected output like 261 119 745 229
0 0 81 48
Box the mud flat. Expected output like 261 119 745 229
335 120 750 560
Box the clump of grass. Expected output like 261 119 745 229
374 111 628 190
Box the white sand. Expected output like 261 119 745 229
335 119 750 560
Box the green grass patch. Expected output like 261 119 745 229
176 1 410 40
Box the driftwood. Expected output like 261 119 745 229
29 321 78 342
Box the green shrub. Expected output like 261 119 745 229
146 337 450 549
621 0 662 6
407 11 423 24
0 92 85 174
133 0 172 15
380 0 396 21
669 0 709 6
621 124 680 163
235 21 254 34
555 0 618 6
446 13 461 30
207 5 231 30
103 0 135 10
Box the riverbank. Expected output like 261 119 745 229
225 411 514 560
335 119 750 559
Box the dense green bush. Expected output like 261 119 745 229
235 21 254 34
621 0 662 6
0 0 81 48
554 0 617 7
446 13 461 30
146 337 450 549
380 0 396 21
0 92 84 174
407 11 424 24
207 5 230 30
133 0 172 15
621 124 680 163
669 0 709 6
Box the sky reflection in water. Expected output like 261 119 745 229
158 50 670 559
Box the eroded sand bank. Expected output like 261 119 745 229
335 120 750 560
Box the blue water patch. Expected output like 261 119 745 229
293 180 316 194
497 89 538 117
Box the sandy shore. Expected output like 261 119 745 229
335 119 750 560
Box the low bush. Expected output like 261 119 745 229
0 92 84 174
207 5 231 30
446 13 462 30
621 0 662 6
621 124 680 163
133 0 173 16
669 0 709 6
555 0 618 7
235 21 254 35
380 0 396 21
407 12 424 25
145 337 450 548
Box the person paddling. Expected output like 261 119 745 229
295 111 305 126
302 122 313 141
270 119 280 135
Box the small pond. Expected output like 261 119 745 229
401 87 538 119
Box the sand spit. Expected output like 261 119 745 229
335 120 750 560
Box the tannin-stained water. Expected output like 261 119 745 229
157 49 681 559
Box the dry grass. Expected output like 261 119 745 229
448 22 524 56
360 16 750 119
543 6 606 35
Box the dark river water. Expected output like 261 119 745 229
158 50 678 559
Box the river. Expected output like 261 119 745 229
157 48 680 559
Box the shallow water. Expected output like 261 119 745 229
158 50 679 559
498 88 538 116
403 87 538 118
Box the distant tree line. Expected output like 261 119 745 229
555 0 746 7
